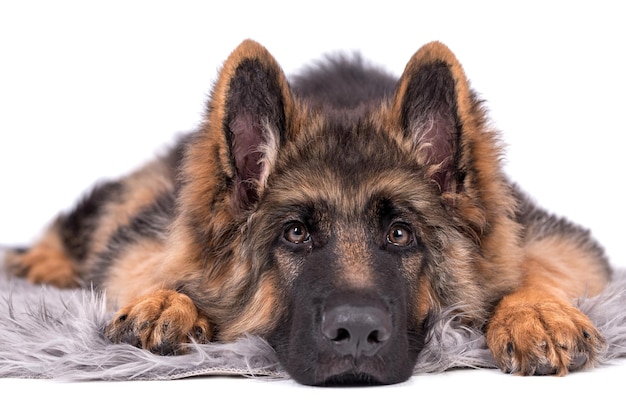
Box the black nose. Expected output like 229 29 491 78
321 300 392 358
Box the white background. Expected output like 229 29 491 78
0 1 624 416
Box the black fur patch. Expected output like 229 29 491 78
58 181 125 262
292 54 396 108
87 192 175 287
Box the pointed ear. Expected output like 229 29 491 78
391 41 475 195
391 42 510 232
204 39 295 210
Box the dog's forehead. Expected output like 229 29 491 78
258 114 444 222
267 143 435 219
285 115 405 172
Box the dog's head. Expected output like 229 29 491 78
179 40 520 385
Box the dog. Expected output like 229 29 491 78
5 40 611 386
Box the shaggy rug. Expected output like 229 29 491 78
1 250 625 381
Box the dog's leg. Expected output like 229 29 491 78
104 289 212 354
4 180 126 288
5 221 79 288
486 235 610 375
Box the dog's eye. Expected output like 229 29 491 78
284 223 311 244
387 224 413 247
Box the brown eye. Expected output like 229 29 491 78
284 222 311 244
387 224 413 246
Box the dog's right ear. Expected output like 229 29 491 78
186 40 295 212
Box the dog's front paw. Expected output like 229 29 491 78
486 297 605 375
105 289 212 355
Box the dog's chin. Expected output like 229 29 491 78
302 367 413 387
287 356 415 387
319 372 384 387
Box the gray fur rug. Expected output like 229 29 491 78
1 249 625 381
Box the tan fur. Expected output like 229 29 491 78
415 276 437 324
6 224 78 288
85 158 175 273
105 239 168 309
523 237 607 299
335 224 376 289
219 277 282 341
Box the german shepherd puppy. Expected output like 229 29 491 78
5 40 611 385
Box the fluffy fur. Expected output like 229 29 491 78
1 252 625 381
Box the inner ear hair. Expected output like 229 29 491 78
223 56 289 209
411 112 460 193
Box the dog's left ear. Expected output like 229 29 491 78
391 41 509 230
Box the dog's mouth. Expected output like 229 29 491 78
320 371 384 387
311 353 397 387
